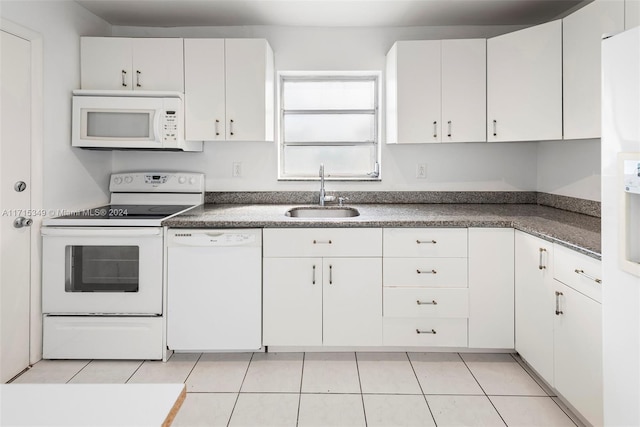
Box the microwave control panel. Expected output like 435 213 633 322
163 110 178 142
624 159 640 195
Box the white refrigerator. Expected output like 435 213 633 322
601 25 640 426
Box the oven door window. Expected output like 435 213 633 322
65 246 139 292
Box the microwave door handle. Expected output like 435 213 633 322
153 109 163 144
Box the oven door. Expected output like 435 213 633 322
41 227 163 315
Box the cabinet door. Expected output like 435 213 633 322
263 258 322 346
81 37 132 90
184 39 226 141
487 20 562 142
441 39 486 143
225 39 274 141
323 258 382 346
627 0 640 29
386 40 441 143
553 282 603 427
514 231 554 385
563 0 624 139
468 228 514 348
131 38 184 92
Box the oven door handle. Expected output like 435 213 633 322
41 228 162 237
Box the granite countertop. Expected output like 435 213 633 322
163 203 601 259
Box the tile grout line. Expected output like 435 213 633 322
65 360 92 384
354 352 369 427
296 352 305 427
181 352 204 386
406 352 438 426
508 354 579 425
458 353 508 427
227 352 255 427
123 360 145 384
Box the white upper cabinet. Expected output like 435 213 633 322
563 0 624 140
386 39 486 144
441 39 487 143
184 39 226 141
487 20 562 142
81 37 184 92
184 38 274 142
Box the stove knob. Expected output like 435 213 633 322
189 177 196 185
114 177 123 185
178 176 186 184
124 176 133 184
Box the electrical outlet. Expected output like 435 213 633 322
232 162 242 177
416 163 427 179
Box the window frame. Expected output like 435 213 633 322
277 71 382 181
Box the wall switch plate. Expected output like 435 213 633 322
416 163 427 179
232 162 242 177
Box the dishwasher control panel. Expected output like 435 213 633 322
168 229 261 247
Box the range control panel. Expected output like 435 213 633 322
110 172 204 193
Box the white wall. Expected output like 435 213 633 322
0 1 112 211
112 24 542 193
537 138 601 201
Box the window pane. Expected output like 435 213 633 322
284 80 375 110
283 145 375 177
284 114 374 142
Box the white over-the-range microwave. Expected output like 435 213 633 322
71 90 202 151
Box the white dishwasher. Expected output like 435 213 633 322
166 229 262 351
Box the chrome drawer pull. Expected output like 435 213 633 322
417 269 437 274
574 269 602 284
312 265 316 285
433 121 437 138
416 300 437 305
416 239 437 244
555 291 563 315
416 329 437 334
539 248 547 270
329 264 333 285
121 70 127 87
215 119 220 136
313 239 332 244
136 70 141 87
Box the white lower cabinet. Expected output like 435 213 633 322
262 229 382 347
515 230 603 426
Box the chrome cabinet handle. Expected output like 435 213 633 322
229 119 234 136
492 119 497 137
416 329 437 334
136 70 142 87
416 239 437 244
447 120 452 137
417 269 437 274
121 70 127 87
574 269 602 284
313 239 332 244
215 119 220 136
433 121 437 138
416 300 437 305
329 264 333 285
539 248 547 270
555 291 563 315
312 265 316 285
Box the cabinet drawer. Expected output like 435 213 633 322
383 228 467 257
383 318 468 347
384 288 468 318
263 228 382 257
553 244 601 303
383 258 468 287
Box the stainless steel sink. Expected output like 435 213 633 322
285 206 360 218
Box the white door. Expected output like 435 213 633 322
514 231 555 386
322 258 382 346
225 39 270 141
0 30 32 383
184 39 226 141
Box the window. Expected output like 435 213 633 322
278 73 381 180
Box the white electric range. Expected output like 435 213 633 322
41 172 204 360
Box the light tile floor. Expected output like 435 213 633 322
11 352 584 427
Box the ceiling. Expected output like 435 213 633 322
75 0 589 28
